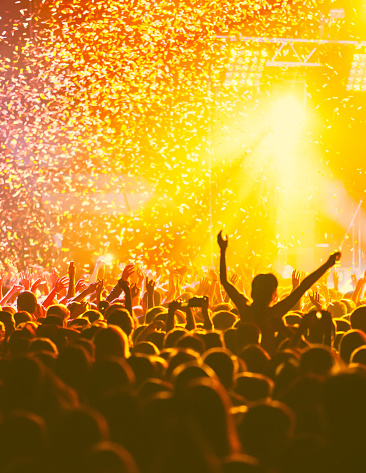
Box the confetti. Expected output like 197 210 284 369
0 0 365 270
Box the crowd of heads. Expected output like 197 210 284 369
0 243 366 473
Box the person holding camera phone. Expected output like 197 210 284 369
166 295 212 333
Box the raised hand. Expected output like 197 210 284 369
68 261 76 279
355 272 366 290
75 279 88 292
230 273 239 286
292 270 301 290
217 230 228 251
130 282 140 299
327 251 341 267
19 268 33 291
10 284 24 295
30 278 43 294
121 263 135 282
168 299 182 313
66 261 76 299
310 291 323 311
0 283 24 307
96 255 106 266
8 284 24 299
146 277 155 294
70 300 89 319
146 277 155 309
50 268 59 289
350 272 366 305
95 278 104 296
351 273 357 289
88 280 103 294
43 271 51 287
54 276 69 294
197 277 210 296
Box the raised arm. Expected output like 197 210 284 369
209 269 223 305
166 300 180 333
351 272 366 305
217 230 249 309
200 295 213 331
0 284 23 307
146 277 155 310
183 305 196 331
274 251 341 317
89 256 105 284
291 269 302 311
105 263 134 303
118 279 133 317
289 310 333 348
68 280 100 304
66 261 76 299
43 276 69 308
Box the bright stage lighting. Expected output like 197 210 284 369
225 48 268 88
270 95 305 131
347 53 366 91
266 94 309 264
101 254 114 265
282 264 294 279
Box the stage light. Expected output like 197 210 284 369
266 94 309 265
101 254 114 265
270 95 305 132
282 264 294 279
225 48 268 88
347 53 366 91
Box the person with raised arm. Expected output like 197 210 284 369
217 230 341 354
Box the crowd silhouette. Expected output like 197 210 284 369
0 229 366 473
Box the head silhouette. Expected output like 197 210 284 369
339 330 366 364
81 441 140 473
93 326 130 360
350 306 366 332
17 291 37 315
202 348 239 390
106 309 134 337
251 274 278 306
176 377 240 458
